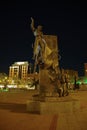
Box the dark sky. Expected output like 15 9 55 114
0 1 87 76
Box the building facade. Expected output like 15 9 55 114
9 61 29 80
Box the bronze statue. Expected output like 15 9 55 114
30 17 45 66
48 68 69 97
30 18 69 97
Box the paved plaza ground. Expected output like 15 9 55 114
0 89 87 130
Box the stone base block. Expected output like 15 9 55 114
26 99 80 114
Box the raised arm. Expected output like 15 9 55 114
30 17 35 32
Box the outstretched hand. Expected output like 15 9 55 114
30 17 35 31
31 17 34 22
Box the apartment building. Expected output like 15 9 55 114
9 61 29 80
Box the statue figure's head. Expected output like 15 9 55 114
37 25 43 31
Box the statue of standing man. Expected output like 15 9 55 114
30 17 46 66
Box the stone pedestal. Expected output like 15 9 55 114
26 96 80 114
39 69 55 96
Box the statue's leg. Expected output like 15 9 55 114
62 83 69 96
33 55 38 73
62 84 65 96
65 83 69 96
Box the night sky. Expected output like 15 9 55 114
0 1 87 76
